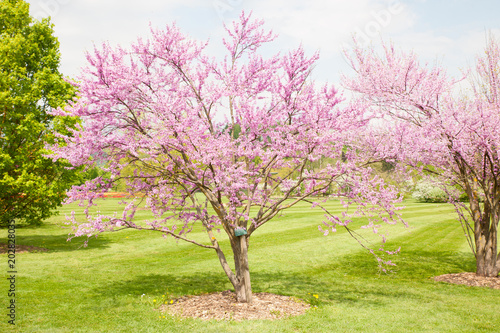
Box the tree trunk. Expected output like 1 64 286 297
472 196 500 277
230 235 253 303
209 230 253 303
474 222 500 277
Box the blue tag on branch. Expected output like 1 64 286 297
234 227 247 237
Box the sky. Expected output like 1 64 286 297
26 0 500 85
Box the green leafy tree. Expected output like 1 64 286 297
0 0 77 227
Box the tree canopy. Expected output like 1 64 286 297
50 12 404 302
343 35 500 277
0 0 77 227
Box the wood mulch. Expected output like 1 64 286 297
433 272 500 289
161 290 310 321
0 243 49 254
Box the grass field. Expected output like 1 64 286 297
1 198 499 332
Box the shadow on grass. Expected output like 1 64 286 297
95 269 442 308
95 272 231 298
393 250 476 276
93 245 477 309
251 270 417 306
251 250 477 307
0 233 111 252
321 249 477 278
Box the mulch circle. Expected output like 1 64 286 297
0 243 49 254
433 272 500 289
161 290 311 321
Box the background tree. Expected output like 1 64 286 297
0 0 78 227
50 13 403 303
343 35 500 277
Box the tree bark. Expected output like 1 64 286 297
475 235 500 277
471 195 500 277
230 235 253 303
474 219 500 277
210 230 253 303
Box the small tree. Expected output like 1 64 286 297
343 36 500 277
0 0 77 227
51 13 403 303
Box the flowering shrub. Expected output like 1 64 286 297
412 179 450 203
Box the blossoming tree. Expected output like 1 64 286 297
343 36 500 277
50 13 402 303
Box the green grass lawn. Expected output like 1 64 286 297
1 199 499 332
